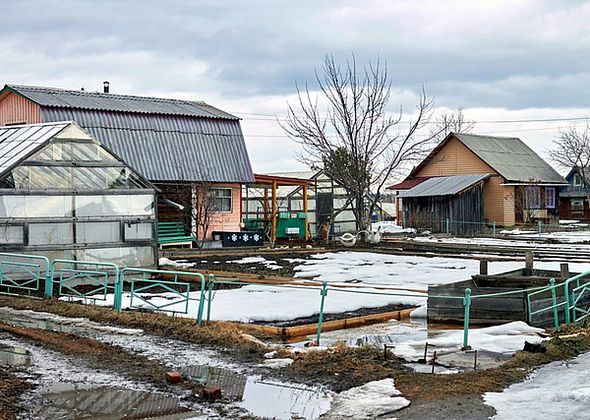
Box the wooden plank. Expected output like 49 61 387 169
228 307 416 341
429 297 525 312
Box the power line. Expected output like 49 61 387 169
232 111 590 125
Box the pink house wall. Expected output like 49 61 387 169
0 92 41 125
201 183 243 239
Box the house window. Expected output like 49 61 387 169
574 174 582 187
572 199 584 212
525 186 541 209
544 187 556 209
211 188 232 212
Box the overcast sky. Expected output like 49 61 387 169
2 0 589 177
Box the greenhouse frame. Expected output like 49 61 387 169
0 121 158 267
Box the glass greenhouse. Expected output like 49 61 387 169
0 121 157 266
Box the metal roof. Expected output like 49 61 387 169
41 108 254 183
399 174 490 198
3 84 239 120
0 121 70 175
453 133 567 184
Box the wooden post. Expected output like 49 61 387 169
303 183 309 241
560 263 570 279
271 180 277 244
263 188 269 221
479 260 488 276
525 251 534 271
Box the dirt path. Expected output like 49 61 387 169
0 323 204 395
0 369 28 420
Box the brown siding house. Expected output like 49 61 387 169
393 132 567 230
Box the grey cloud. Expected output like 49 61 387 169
1 0 590 110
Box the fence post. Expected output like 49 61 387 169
197 274 206 325
462 288 472 350
564 280 571 325
316 281 328 345
538 220 542 239
206 274 214 322
43 257 53 299
492 221 496 238
114 270 123 312
549 278 559 331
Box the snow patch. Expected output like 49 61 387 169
159 257 196 268
393 321 545 361
484 351 590 419
323 378 410 419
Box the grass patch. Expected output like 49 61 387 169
0 296 266 359
286 344 407 392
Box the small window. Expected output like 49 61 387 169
525 186 541 209
544 188 556 209
572 199 585 211
211 188 232 212
574 174 582 187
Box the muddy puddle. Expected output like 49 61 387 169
32 383 197 420
182 364 332 419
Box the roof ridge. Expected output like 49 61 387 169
453 132 520 141
7 84 208 106
3 84 238 120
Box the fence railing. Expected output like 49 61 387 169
0 251 588 350
400 217 590 239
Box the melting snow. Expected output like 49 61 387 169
323 378 409 419
484 351 590 419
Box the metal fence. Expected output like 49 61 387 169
400 217 590 239
1 251 588 350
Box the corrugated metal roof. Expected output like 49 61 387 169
399 174 490 198
41 108 254 183
453 133 567 184
4 84 239 120
0 121 70 175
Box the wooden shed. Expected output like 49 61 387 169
399 174 488 234
396 133 568 227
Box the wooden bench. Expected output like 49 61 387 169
157 221 196 249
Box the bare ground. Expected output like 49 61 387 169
2 296 590 418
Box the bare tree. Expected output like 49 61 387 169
281 54 444 234
430 107 475 141
192 182 217 248
552 121 590 206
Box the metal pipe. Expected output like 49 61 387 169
462 288 472 350
316 281 328 345
206 274 214 322
550 278 559 331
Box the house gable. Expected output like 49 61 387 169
414 135 500 178
0 91 40 126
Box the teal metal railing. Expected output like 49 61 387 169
0 252 52 298
52 259 120 307
5 250 590 351
119 267 207 324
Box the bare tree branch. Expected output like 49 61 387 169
280 54 441 234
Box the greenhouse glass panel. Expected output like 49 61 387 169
26 196 73 218
124 222 154 241
0 196 25 217
126 195 155 216
0 225 24 244
76 221 120 244
77 246 155 267
28 223 73 245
